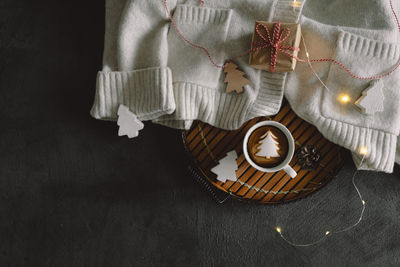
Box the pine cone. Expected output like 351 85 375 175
296 145 321 170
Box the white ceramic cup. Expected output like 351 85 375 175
243 121 297 178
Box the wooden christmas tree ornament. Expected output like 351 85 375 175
224 62 251 94
355 80 385 115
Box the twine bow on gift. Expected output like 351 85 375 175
253 22 300 72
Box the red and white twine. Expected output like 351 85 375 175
254 22 300 72
163 0 224 69
164 0 400 80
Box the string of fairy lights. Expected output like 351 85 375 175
272 0 400 247
164 0 398 247
274 27 370 246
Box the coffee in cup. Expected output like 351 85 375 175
243 121 297 178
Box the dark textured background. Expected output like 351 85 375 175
1 0 400 266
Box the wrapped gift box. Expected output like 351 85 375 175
249 21 302 73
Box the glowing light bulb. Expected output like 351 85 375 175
292 0 302 7
338 93 351 104
326 231 331 235
359 146 368 156
362 200 366 205
276 227 282 233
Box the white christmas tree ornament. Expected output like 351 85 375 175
355 79 385 115
255 131 280 159
211 150 239 183
117 105 144 139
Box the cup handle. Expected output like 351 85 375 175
283 165 297 179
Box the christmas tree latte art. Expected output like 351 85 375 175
247 126 289 168
256 131 280 159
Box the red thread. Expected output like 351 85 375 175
271 23 280 72
291 0 400 80
296 55 400 80
390 0 400 32
164 0 400 79
163 0 224 69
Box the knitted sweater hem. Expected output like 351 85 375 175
91 68 286 130
155 70 284 130
90 67 176 121
316 116 396 173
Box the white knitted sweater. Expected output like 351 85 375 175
286 1 400 173
91 0 400 173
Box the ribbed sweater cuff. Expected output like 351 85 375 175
154 71 285 130
338 31 400 60
173 5 232 24
248 71 285 119
316 117 397 173
90 67 175 121
156 82 252 130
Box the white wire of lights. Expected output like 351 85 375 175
276 156 367 247
274 30 371 247
181 0 390 247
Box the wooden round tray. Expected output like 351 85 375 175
182 101 345 204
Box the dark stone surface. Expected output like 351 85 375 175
0 1 399 266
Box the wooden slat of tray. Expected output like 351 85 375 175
182 100 344 204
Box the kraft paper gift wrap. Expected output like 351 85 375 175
249 21 302 73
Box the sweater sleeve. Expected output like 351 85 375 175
90 0 176 121
286 13 400 173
